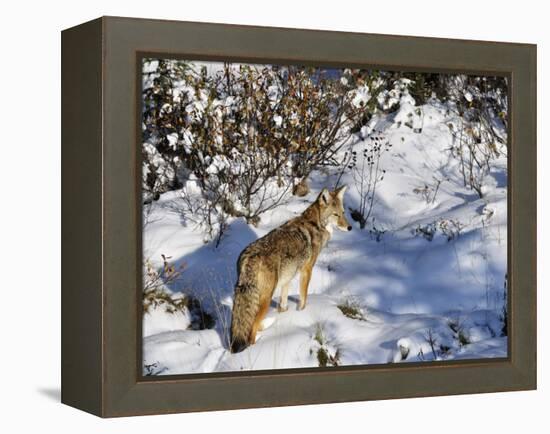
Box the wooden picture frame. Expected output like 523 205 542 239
61 16 537 417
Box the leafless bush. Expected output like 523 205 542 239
142 60 379 236
348 132 391 229
424 328 439 360
444 75 508 198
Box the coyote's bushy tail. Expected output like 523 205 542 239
230 281 260 353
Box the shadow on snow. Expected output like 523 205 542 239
163 218 258 350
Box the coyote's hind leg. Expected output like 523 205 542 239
250 296 271 344
278 282 290 312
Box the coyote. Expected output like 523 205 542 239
230 186 352 353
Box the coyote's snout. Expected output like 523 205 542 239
230 186 351 353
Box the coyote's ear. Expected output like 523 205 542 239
318 188 330 205
335 185 348 200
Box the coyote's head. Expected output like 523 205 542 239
317 185 352 232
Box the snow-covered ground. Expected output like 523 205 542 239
142 99 508 376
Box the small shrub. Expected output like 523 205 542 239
317 347 330 367
143 288 188 315
317 347 341 367
143 255 187 313
413 218 464 242
337 299 367 321
448 319 470 347
143 362 167 376
349 207 366 228
312 323 341 367
187 297 216 330
448 320 459 334
439 344 451 355
438 218 465 242
413 222 438 242
458 330 470 347
413 176 443 204
369 222 386 242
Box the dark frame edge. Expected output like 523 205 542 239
509 43 537 391
61 17 105 417
104 359 531 417
103 14 537 48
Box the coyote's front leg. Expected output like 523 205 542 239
298 264 313 310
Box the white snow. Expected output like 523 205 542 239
166 132 178 150
143 305 191 338
273 114 283 127
351 84 371 108
142 96 508 376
